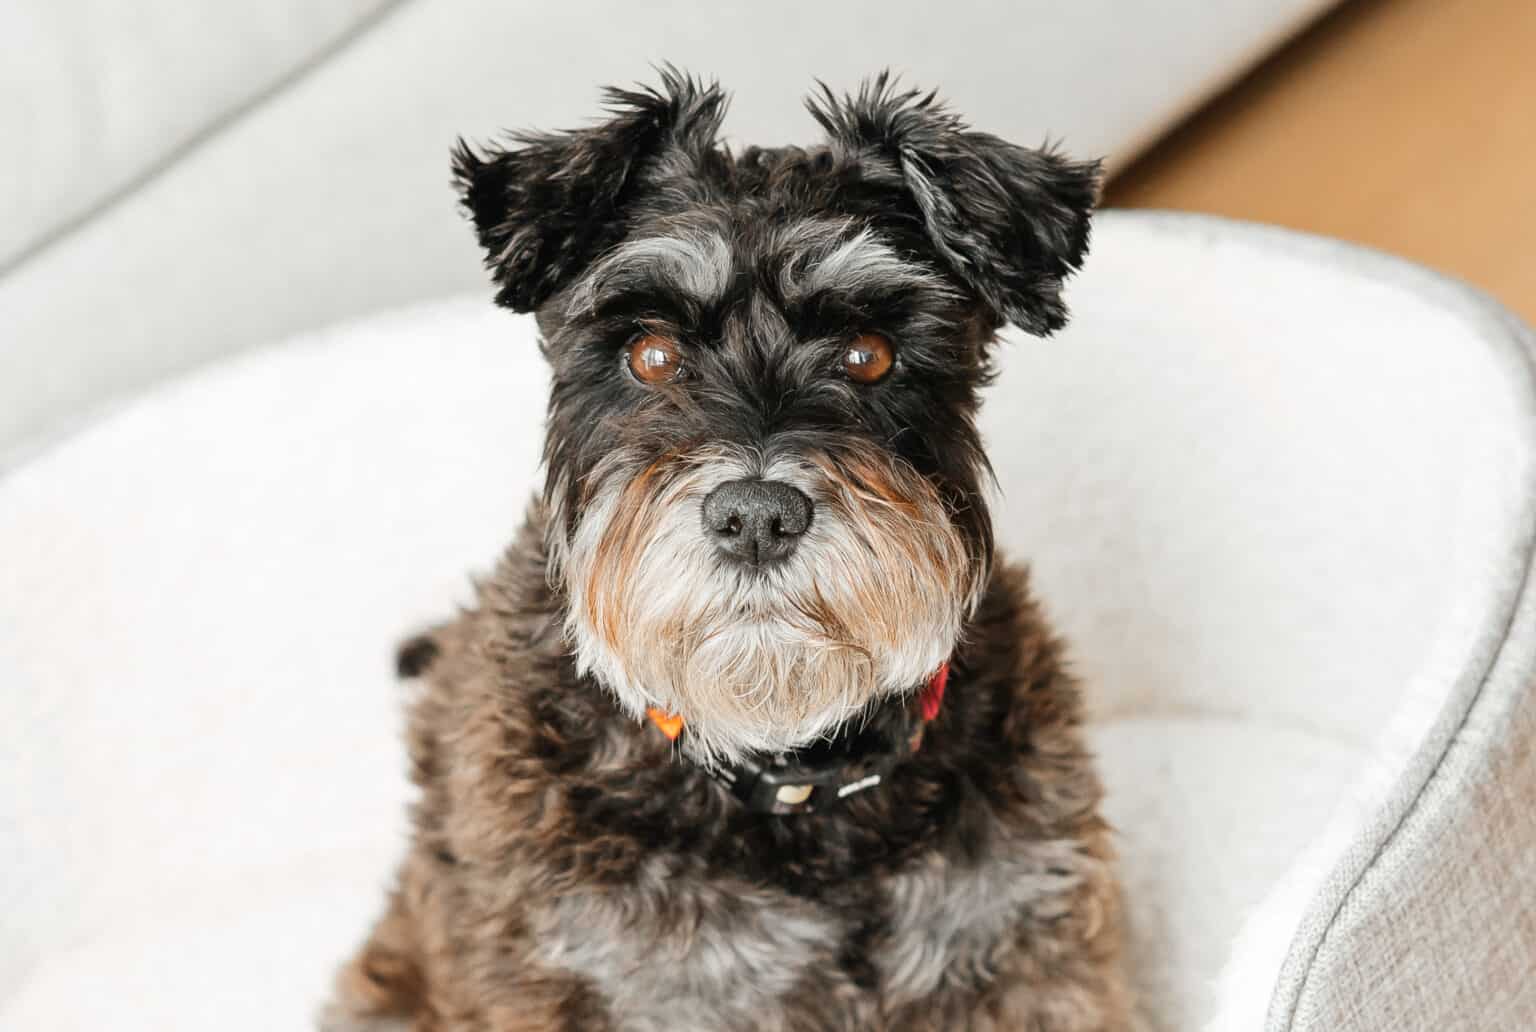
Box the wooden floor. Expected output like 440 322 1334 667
1106 0 1536 324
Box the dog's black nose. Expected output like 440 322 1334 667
701 479 813 566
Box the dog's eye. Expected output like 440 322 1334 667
843 333 895 384
627 332 684 385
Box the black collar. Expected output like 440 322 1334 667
653 662 949 815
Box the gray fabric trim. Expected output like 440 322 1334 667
1102 214 1536 1031
0 0 415 281
1274 330 1536 1025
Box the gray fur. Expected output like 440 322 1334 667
531 863 842 1032
878 839 1091 1006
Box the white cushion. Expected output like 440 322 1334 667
1092 717 1360 1031
0 0 1338 460
3 212 1533 1030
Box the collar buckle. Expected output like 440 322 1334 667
708 737 912 814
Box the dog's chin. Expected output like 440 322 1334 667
567 600 958 765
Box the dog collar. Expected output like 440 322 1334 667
646 661 949 815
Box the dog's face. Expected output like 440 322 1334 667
454 71 1097 763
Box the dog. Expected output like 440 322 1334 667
324 69 1130 1031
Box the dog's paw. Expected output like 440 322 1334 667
316 999 412 1032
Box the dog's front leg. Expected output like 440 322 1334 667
321 884 426 1031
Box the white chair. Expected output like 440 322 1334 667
3 212 1533 1030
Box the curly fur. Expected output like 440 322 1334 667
806 73 1100 334
328 522 1127 1030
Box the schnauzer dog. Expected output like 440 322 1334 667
326 69 1129 1031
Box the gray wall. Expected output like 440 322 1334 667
0 0 1334 467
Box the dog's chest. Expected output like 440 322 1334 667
528 841 1082 1029
529 863 844 1032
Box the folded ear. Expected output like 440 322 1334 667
452 68 728 312
808 74 1101 335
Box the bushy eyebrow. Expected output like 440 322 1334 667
778 223 951 302
568 230 735 315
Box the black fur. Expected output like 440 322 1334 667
454 67 1099 331
451 68 729 312
807 73 1101 334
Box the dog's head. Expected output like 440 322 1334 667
454 69 1098 764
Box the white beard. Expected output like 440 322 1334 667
550 443 982 765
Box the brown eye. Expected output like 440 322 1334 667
843 332 895 384
627 332 684 385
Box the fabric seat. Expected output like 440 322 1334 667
3 211 1533 1030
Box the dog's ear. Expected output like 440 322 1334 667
808 74 1101 335
452 69 728 313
